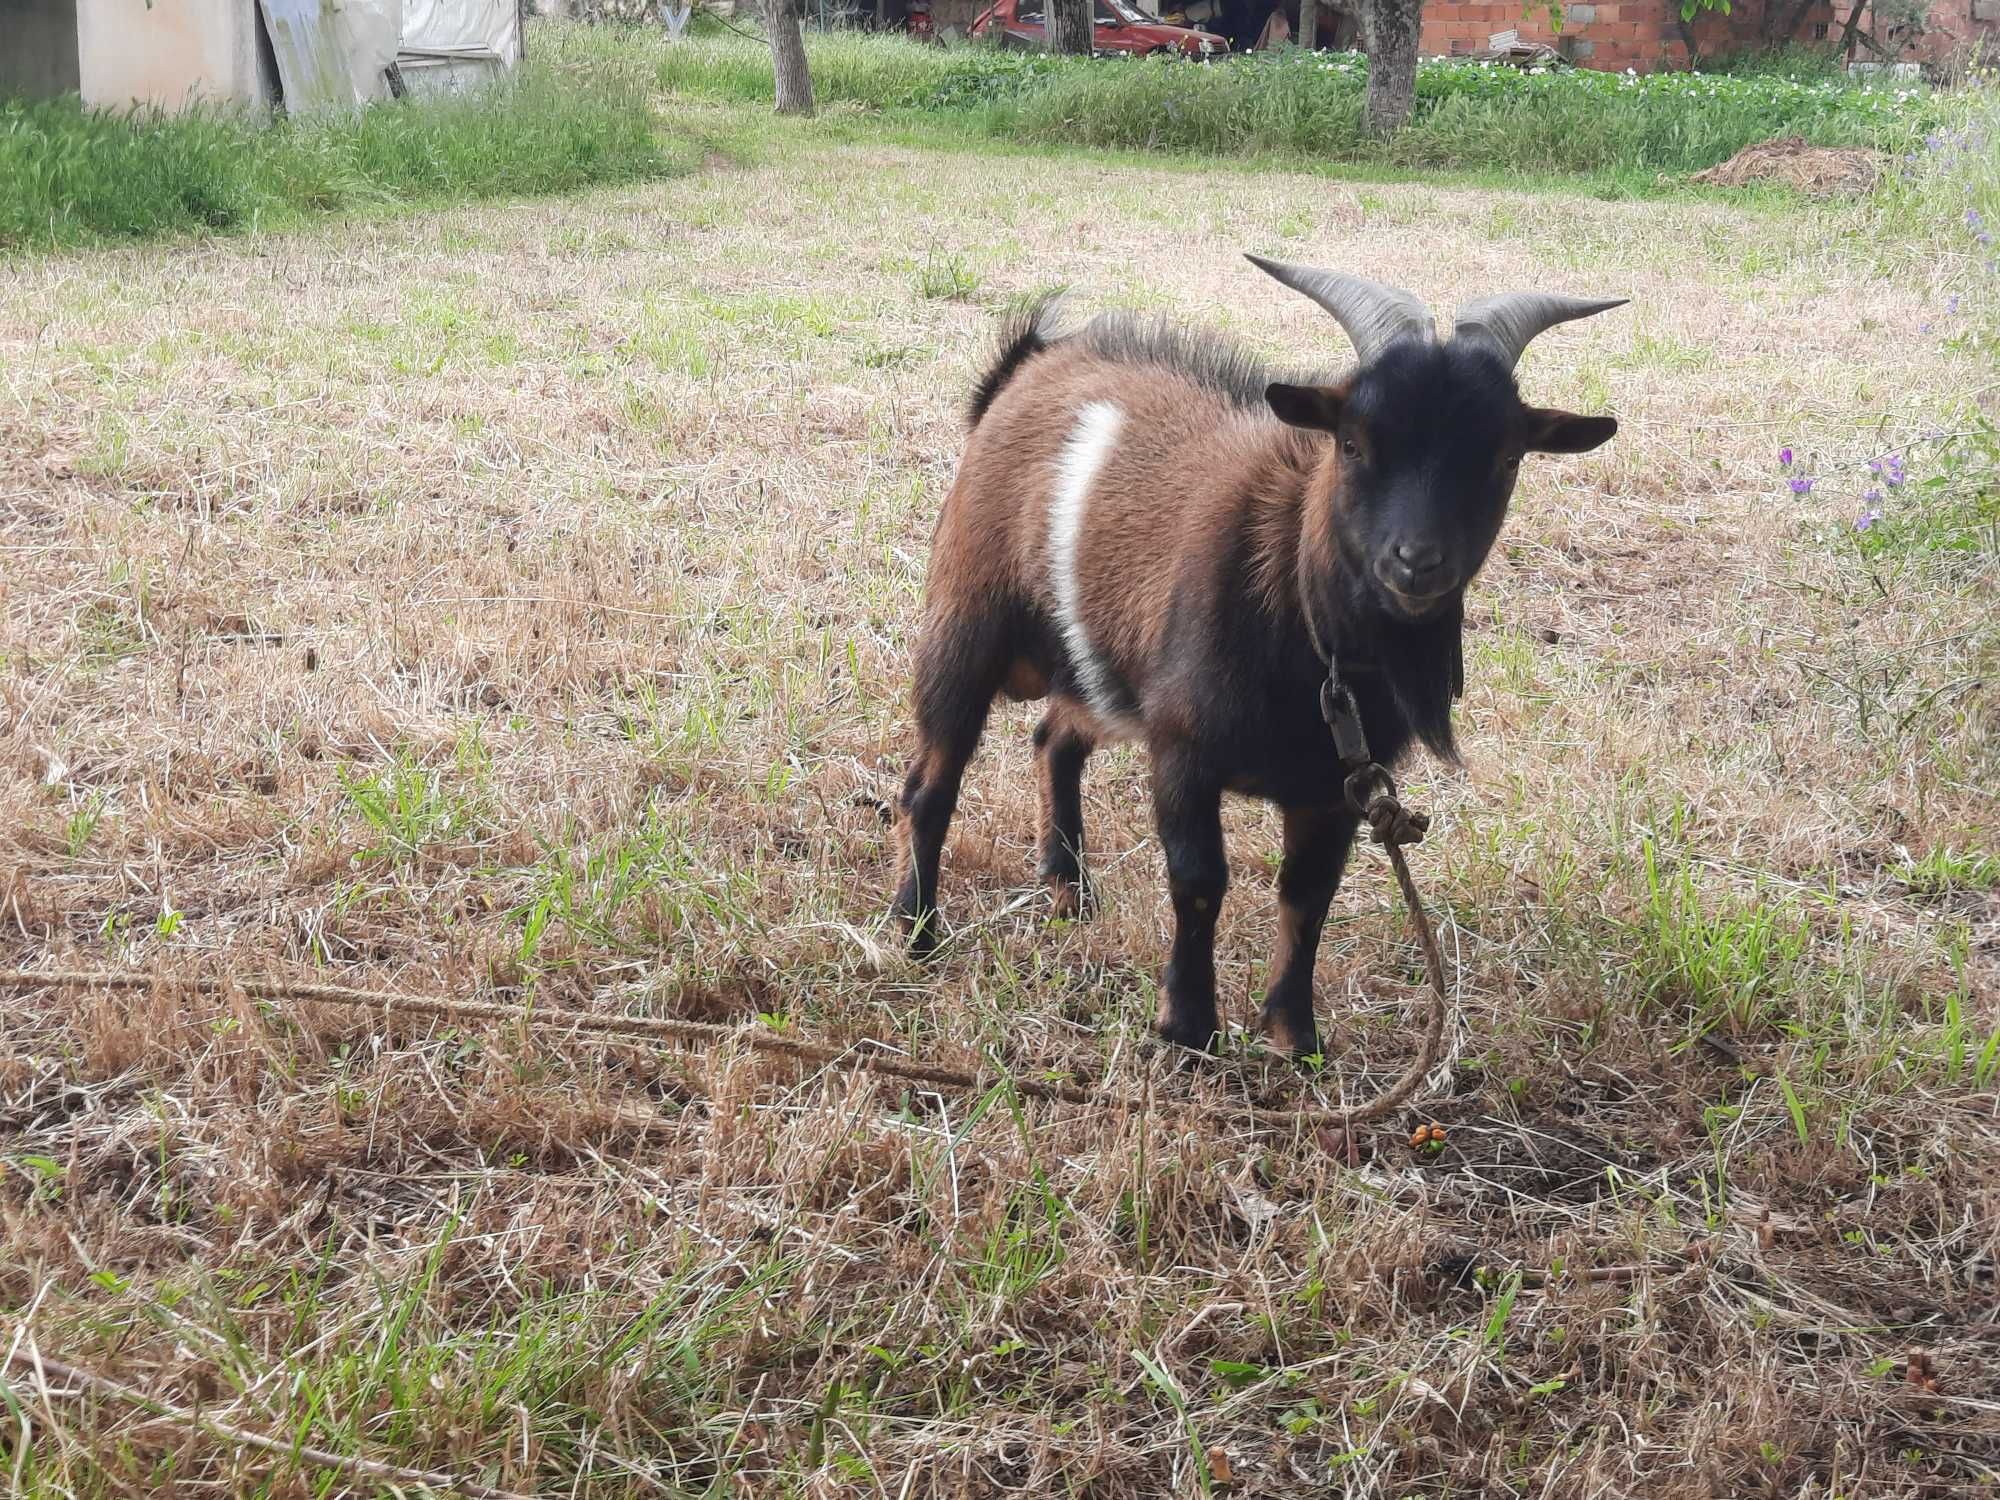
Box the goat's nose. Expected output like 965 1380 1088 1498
1394 540 1443 570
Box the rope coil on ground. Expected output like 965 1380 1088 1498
0 817 1447 1133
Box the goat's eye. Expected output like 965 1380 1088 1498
1341 438 1360 460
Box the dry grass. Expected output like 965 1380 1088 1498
1690 137 1889 198
2 95 1996 1498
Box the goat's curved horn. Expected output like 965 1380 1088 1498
1451 292 1628 368
1245 254 1435 363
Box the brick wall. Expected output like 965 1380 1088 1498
1418 0 1993 70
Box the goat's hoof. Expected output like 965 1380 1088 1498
891 902 944 959
1154 1001 1221 1053
1044 875 1092 922
1258 1008 1322 1059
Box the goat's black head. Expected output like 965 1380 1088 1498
1249 255 1622 622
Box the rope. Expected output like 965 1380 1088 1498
0 857 1447 1130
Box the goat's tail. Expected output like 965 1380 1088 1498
966 295 1072 430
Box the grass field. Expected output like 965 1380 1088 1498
2 50 1998 1499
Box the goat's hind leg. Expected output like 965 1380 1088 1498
1150 746 1228 1052
889 615 1004 956
1034 701 1096 920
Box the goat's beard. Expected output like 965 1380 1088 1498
1377 592 1464 764
1331 574 1464 765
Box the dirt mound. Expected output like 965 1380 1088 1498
1691 136 1889 197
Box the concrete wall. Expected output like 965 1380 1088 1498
0 0 82 98
76 0 274 109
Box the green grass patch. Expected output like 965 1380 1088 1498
0 47 679 251
656 33 1948 177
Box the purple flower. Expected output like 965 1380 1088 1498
1972 208 1987 230
1789 476 1815 495
1981 234 1993 247
1864 487 1882 502
1921 321 1932 333
1856 508 1881 532
1779 446 1794 467
1948 295 1961 314
1868 458 1883 473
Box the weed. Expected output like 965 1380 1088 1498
1896 843 2000 895
63 792 108 858
913 248 980 301
338 755 485 863
1634 840 1812 1035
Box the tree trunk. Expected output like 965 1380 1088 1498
1048 0 1094 53
1362 0 1420 135
1673 9 1700 65
768 0 815 115
1833 0 1868 55
1299 0 1318 50
1761 0 1816 45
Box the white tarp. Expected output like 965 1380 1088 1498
400 0 521 60
259 0 403 111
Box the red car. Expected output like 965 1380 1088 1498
969 0 1228 57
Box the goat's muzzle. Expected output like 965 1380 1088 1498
1372 549 1456 618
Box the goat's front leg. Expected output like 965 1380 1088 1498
1259 803 1360 1057
1151 751 1227 1051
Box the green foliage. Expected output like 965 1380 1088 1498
1702 42 1852 79
0 57 673 250
657 29 973 106
658 34 1944 175
1786 417 2000 565
1633 839 1812 1034
1852 419 2000 561
1895 843 2000 895
339 755 487 864
1009 51 1940 170
913 248 982 300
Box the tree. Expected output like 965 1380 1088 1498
1048 0 1094 54
1299 0 1318 51
1360 0 1421 135
767 0 815 115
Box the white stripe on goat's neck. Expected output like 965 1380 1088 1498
1047 402 1134 733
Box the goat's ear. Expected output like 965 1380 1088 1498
1266 382 1346 433
1522 406 1617 454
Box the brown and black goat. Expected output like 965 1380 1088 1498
888 256 1625 1055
